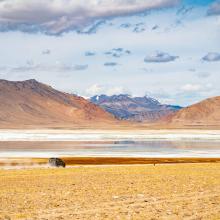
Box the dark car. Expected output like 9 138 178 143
49 158 66 168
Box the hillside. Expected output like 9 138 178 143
0 79 117 128
166 96 220 128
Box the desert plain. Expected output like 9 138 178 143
0 163 220 220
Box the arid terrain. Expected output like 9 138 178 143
0 163 220 220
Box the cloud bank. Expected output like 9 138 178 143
0 0 179 35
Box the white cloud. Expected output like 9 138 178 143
144 51 178 63
107 86 125 95
42 49 51 55
86 84 104 96
181 83 213 92
202 52 220 62
196 72 211 78
104 62 119 67
0 0 180 34
73 64 88 71
4 62 88 73
181 84 202 92
86 84 126 96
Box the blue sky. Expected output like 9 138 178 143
0 0 219 106
183 0 213 5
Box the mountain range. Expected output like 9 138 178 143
0 79 219 129
90 94 182 122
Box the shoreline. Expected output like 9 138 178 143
1 157 220 169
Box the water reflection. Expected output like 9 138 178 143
0 140 220 158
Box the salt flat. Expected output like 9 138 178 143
0 129 220 141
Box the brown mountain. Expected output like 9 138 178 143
166 96 220 128
0 79 118 128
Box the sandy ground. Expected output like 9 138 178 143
0 163 220 220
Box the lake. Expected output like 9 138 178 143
0 130 220 158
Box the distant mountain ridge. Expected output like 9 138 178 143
0 79 117 128
90 94 182 122
0 79 219 129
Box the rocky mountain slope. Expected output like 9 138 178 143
90 94 181 122
0 79 117 128
166 96 220 128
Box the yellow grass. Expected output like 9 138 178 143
0 163 220 219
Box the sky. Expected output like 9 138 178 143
0 0 219 106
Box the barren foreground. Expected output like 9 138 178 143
0 163 220 220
